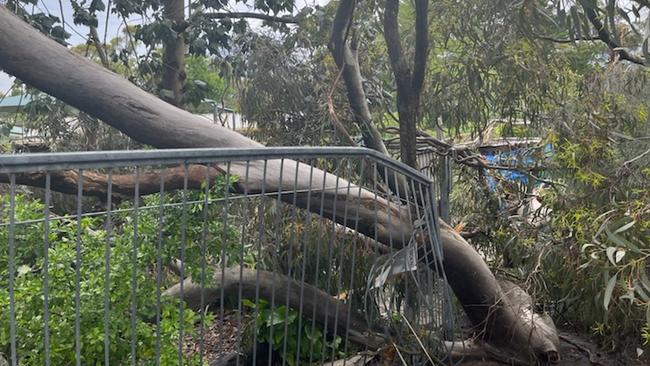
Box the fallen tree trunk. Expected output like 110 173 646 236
163 267 386 350
0 165 220 198
0 6 558 363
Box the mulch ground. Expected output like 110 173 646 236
184 310 243 365
184 310 647 366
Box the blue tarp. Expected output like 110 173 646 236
484 143 553 190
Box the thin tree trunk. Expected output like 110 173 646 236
0 7 559 363
383 0 428 169
161 0 186 106
329 0 409 197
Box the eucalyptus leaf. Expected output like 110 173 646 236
603 273 617 310
613 220 635 234
606 246 617 265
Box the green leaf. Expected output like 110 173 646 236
242 299 256 308
604 273 617 310
605 227 641 253
606 247 617 265
613 220 635 234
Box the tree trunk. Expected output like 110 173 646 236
161 0 186 106
383 0 428 169
329 0 409 197
0 6 558 363
163 267 386 349
0 165 219 198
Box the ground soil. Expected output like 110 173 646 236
185 310 647 366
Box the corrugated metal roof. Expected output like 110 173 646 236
0 94 32 113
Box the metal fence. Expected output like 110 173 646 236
0 147 455 366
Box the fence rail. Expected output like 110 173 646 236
0 147 455 365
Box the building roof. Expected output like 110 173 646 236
0 94 32 114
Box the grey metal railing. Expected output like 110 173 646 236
0 147 454 365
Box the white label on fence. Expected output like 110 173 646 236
372 244 418 289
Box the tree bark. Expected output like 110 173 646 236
329 0 389 157
383 0 429 169
0 6 558 363
163 267 386 350
0 165 220 198
329 0 409 197
161 0 186 106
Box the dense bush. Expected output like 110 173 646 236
0 175 240 364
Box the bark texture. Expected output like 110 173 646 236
0 165 220 198
0 6 558 363
161 0 186 106
164 267 386 349
383 0 429 169
329 0 409 197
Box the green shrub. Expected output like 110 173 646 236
0 174 240 364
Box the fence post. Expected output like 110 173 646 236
438 155 451 223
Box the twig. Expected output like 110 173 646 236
622 147 650 167
559 334 606 366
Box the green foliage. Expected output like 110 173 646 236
544 85 650 349
243 299 343 366
135 174 246 285
183 55 231 111
451 63 650 354
0 174 239 364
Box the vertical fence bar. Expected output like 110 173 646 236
155 169 166 366
307 160 328 365
280 160 301 366
268 158 285 366
251 159 268 366
178 163 189 365
198 165 211 366
342 158 366 363
439 155 451 222
8 175 17 366
236 161 251 366
330 160 354 364
219 162 231 328
43 173 51 366
104 171 113 366
294 160 315 365
131 167 140 366
320 164 341 366
74 170 84 366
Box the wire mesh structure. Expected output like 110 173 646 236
0 147 455 365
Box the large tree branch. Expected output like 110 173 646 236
383 0 412 96
329 0 389 156
164 267 386 350
0 165 220 198
329 0 409 197
579 0 645 65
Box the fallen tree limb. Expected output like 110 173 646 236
0 165 220 198
0 7 559 363
163 267 386 350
